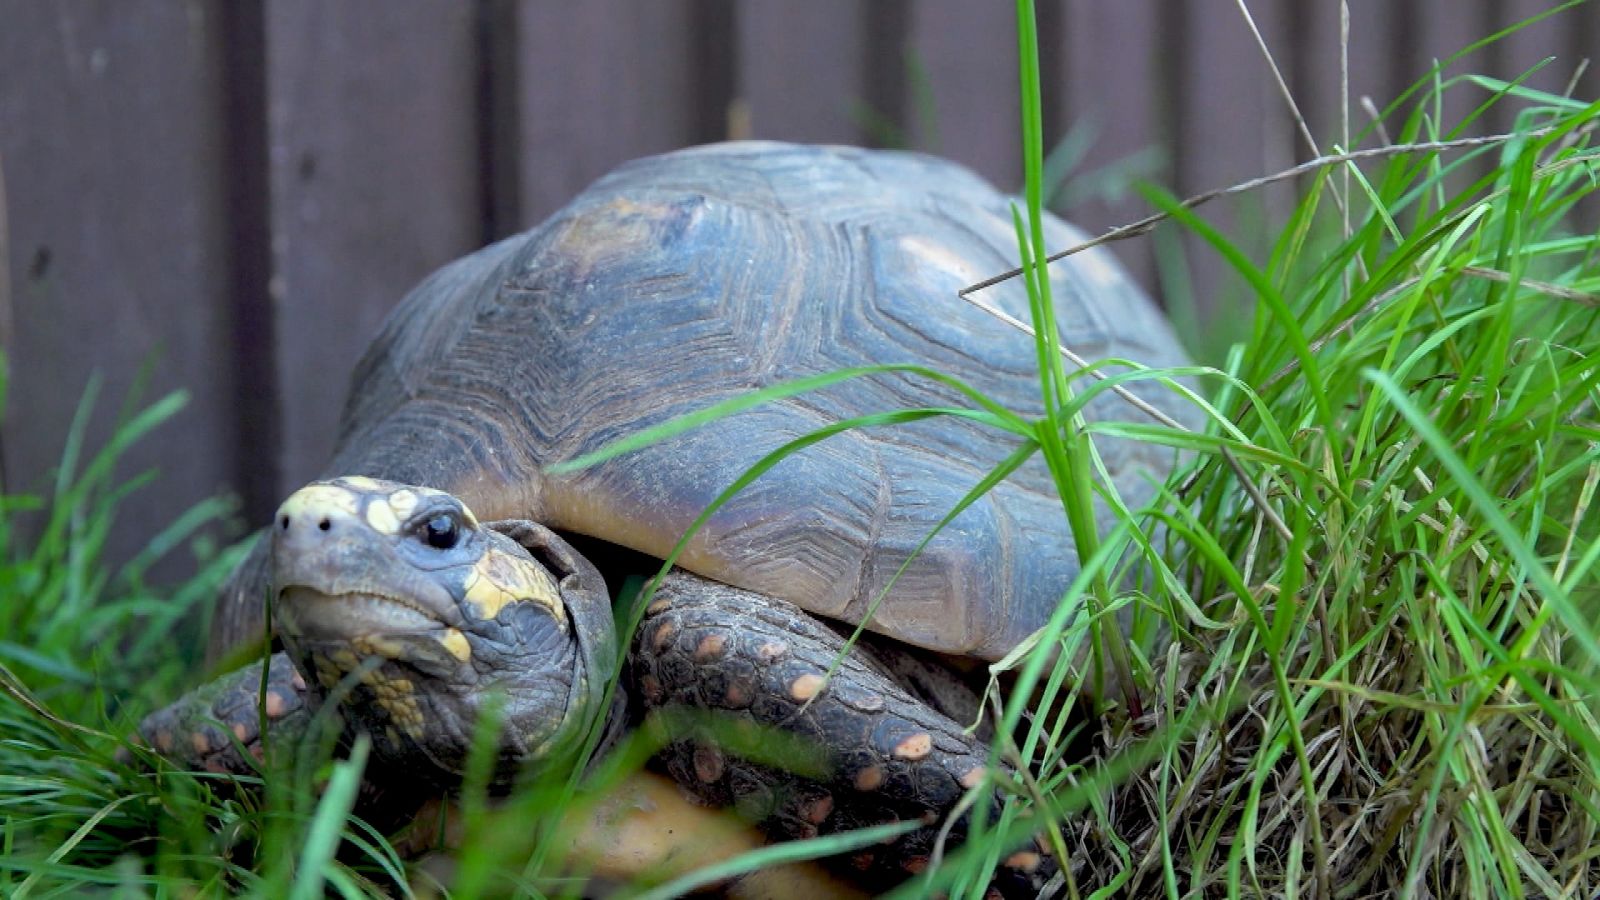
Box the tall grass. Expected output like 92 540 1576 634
1055 25 1600 900
3 2 1598 897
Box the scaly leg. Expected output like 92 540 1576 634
129 651 312 774
634 572 1054 897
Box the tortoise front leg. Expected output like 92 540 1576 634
129 652 314 774
633 572 1054 897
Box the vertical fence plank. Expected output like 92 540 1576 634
1172 1 1299 191
906 1 1022 189
1288 1 1404 149
1488 1 1594 232
1410 0 1495 139
0 154 9 393
0 1 239 567
736 1 865 144
1348 1 1414 137
264 0 484 493
1164 0 1295 321
1564 0 1600 100
514 0 710 225
1497 0 1582 96
1057 0 1166 290
218 0 277 524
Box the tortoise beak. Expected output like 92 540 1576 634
275 587 445 642
276 586 472 679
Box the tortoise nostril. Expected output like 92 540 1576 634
318 518 331 532
280 515 290 531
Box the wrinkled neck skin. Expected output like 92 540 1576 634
330 537 590 784
319 412 626 783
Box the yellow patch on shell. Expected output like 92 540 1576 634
1004 851 1043 874
463 546 565 627
438 628 472 662
854 764 885 792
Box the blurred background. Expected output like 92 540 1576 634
1 0 1594 574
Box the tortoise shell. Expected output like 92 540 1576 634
288 141 1195 662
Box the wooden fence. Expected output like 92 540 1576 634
1 0 1593 572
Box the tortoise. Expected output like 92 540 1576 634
134 141 1199 895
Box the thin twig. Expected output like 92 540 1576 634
1564 58 1589 100
1238 0 1317 160
1462 265 1600 307
1235 0 1338 221
1340 2 1352 258
0 662 106 744
1361 97 1393 146
958 129 1558 298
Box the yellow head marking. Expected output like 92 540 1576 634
388 489 420 521
312 657 341 690
279 484 362 521
309 647 425 737
361 670 424 737
463 547 566 627
352 634 409 660
338 475 386 491
364 500 401 535
396 484 479 526
438 628 472 662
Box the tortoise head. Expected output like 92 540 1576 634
270 476 615 780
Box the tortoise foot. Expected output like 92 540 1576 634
634 572 1054 897
128 651 313 775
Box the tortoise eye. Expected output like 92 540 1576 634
423 514 460 550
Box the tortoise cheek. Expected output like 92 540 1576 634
460 547 568 630
436 627 472 663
